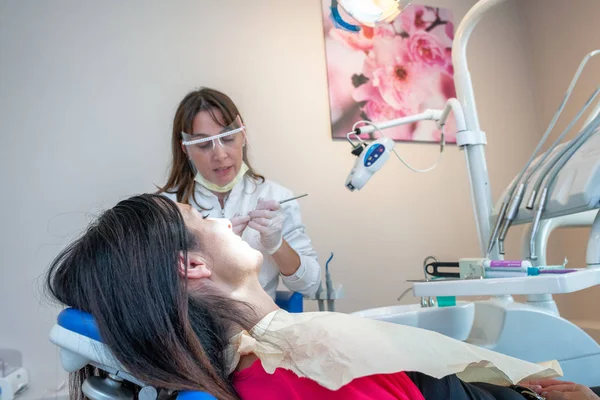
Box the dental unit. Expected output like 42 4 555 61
336 0 600 387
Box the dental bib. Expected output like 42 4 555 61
225 310 562 390
194 163 249 193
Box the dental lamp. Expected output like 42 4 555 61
331 0 411 31
345 108 452 191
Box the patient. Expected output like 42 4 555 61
46 194 599 400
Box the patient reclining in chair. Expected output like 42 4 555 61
46 194 600 400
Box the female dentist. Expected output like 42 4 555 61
158 87 321 299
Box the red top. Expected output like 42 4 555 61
232 360 425 400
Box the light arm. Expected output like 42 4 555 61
352 109 443 136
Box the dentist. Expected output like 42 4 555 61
158 87 321 299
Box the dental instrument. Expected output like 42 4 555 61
482 268 576 279
312 253 332 312
527 268 578 276
526 89 600 210
528 114 600 259
483 270 528 279
526 107 600 219
279 193 308 204
314 282 325 311
303 253 344 311
491 51 600 255
501 89 600 256
325 252 335 312
206 194 308 219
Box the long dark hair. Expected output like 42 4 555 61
46 194 256 400
157 87 265 205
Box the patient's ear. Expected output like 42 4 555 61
178 252 211 280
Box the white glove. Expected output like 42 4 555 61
230 213 251 236
248 199 285 254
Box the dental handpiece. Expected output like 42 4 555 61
489 50 600 256
526 88 600 209
528 115 600 259
497 183 526 254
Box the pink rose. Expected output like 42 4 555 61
408 32 447 69
360 36 433 113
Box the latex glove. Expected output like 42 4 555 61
248 199 285 254
231 213 251 236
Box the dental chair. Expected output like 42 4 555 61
50 291 304 400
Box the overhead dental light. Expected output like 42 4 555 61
331 0 411 31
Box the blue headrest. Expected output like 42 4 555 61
177 391 217 400
275 291 303 313
57 308 102 342
58 290 303 343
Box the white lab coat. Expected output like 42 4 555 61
161 175 322 299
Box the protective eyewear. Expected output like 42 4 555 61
181 115 245 152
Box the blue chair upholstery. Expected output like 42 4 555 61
56 308 217 399
176 392 217 400
55 291 302 400
275 291 303 313
58 308 101 341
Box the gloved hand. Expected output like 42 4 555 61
248 199 285 254
231 213 251 236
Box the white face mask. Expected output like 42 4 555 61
194 162 249 193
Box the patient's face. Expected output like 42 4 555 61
177 203 262 286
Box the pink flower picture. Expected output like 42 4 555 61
321 2 457 143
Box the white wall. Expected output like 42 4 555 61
0 0 545 397
523 0 600 326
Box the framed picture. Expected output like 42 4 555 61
321 2 457 143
